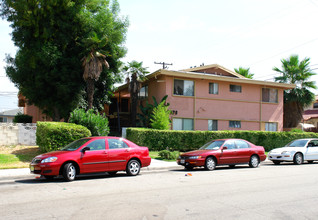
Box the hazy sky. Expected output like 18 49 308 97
1 0 318 111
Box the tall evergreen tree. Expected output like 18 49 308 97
123 61 149 127
273 55 316 128
234 67 254 79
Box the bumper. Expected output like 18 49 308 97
268 154 293 162
177 158 205 167
141 157 151 167
30 162 61 176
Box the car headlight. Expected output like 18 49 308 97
189 156 202 159
41 157 58 163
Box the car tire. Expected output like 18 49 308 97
229 165 236 168
108 171 118 176
308 160 314 164
62 163 76 181
43 175 55 180
273 161 281 165
249 155 260 168
293 153 303 165
126 159 141 176
185 165 193 170
204 157 216 171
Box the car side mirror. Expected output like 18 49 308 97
308 143 313 147
81 146 90 153
223 146 228 150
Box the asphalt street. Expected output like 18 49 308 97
1 161 318 220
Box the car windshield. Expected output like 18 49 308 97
286 139 308 148
60 139 91 151
199 140 225 150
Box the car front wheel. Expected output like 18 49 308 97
205 157 216 171
62 163 76 181
293 153 303 165
249 155 260 168
126 159 141 176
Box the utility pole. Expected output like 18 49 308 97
154 61 173 69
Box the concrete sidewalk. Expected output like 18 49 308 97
0 159 180 178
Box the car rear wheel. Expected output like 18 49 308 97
205 157 216 171
126 159 141 176
62 163 76 181
273 161 281 165
293 153 303 165
249 155 260 168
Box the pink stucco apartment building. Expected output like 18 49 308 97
113 64 295 132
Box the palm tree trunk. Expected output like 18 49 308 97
87 78 95 110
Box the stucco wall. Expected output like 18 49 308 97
0 123 36 146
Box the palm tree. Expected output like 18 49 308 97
234 67 254 79
273 55 316 128
123 61 149 127
82 32 109 110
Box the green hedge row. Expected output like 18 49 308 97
36 122 91 152
126 128 318 152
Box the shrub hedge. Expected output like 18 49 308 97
126 128 318 152
36 122 91 152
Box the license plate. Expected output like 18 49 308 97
181 159 185 164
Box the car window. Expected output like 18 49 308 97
308 140 318 147
287 140 308 147
235 140 250 149
199 140 225 150
223 140 237 150
87 139 106 151
108 139 129 149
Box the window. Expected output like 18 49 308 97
87 139 106 151
313 103 318 108
209 83 218 94
230 85 241 93
235 140 250 149
229 121 241 128
138 85 148 99
262 88 278 103
173 118 194 130
0 117 7 122
108 139 129 149
174 79 194 96
208 120 218 131
223 140 236 150
265 122 277 131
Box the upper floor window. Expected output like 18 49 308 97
174 79 194 96
262 88 278 103
265 122 277 131
208 120 218 131
230 84 242 93
313 103 318 108
209 83 219 94
229 120 241 128
173 118 194 130
139 85 148 99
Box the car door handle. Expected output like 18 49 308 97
125 149 130 152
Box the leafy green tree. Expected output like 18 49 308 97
234 67 254 79
1 0 128 120
1 0 85 121
123 61 149 127
150 101 172 130
273 55 316 128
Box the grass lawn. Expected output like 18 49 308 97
0 145 40 169
149 151 179 162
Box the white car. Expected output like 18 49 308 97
268 139 318 165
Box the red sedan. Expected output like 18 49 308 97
177 139 266 170
30 137 151 181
